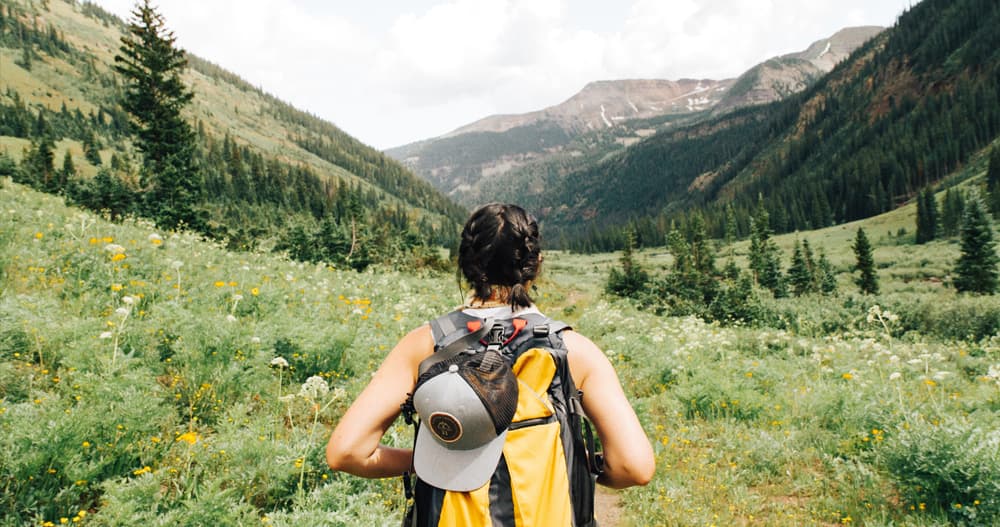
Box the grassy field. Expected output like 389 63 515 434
1 177 999 526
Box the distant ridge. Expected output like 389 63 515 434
386 26 882 209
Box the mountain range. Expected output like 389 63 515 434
387 26 883 208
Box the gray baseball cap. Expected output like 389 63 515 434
412 352 519 491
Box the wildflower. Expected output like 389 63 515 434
251 287 260 296
170 260 184 269
99 331 113 339
299 375 329 399
148 233 163 245
115 307 130 317
889 372 902 381
251 336 261 345
232 294 244 302
121 296 136 305
214 281 225 288
35 232 44 240
111 253 126 262
842 372 854 380
111 283 124 292
82 441 90 448
226 314 237 323
270 357 289 368
176 431 199 445
104 243 126 254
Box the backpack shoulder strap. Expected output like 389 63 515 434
421 311 494 377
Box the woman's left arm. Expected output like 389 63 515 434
326 325 433 478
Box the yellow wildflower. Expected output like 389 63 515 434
176 431 200 445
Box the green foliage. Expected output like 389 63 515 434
114 0 202 231
881 414 1000 525
605 229 649 297
941 187 966 237
65 168 138 221
852 228 879 295
953 192 999 294
916 187 938 244
749 204 786 297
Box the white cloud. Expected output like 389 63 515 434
94 0 911 149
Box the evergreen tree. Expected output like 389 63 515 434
817 250 838 295
788 240 815 296
953 192 999 294
58 149 74 191
114 0 202 230
916 187 938 243
748 200 785 297
606 228 649 297
852 228 879 295
83 130 102 166
988 146 1000 216
940 188 965 237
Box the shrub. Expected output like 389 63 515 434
880 414 1000 525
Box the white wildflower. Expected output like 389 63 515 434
907 359 925 366
889 372 902 381
889 355 900 364
104 243 126 254
226 314 237 323
278 394 297 403
932 371 952 381
251 336 261 345
171 260 184 269
99 331 113 339
299 375 329 399
269 357 289 368
148 233 162 243
115 307 130 317
232 294 244 302
121 296 136 305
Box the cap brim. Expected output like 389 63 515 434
413 425 507 492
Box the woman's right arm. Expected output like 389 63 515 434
563 330 655 489
325 325 433 478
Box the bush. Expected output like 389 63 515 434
880 414 1000 525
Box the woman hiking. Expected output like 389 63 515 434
327 203 654 526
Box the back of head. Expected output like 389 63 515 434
458 203 541 309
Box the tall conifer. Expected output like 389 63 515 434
953 193 999 294
853 228 879 295
114 0 201 230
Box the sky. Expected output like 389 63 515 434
93 0 915 150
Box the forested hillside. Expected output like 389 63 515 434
521 0 1000 251
0 0 465 267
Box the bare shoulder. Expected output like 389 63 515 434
560 329 613 390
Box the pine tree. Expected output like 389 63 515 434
114 0 202 230
916 188 938 243
988 146 1000 216
606 228 649 297
83 130 102 166
817 250 838 295
953 192 999 294
748 200 785 297
788 240 813 296
942 188 966 237
852 228 879 295
58 149 74 191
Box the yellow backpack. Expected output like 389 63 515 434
401 311 603 527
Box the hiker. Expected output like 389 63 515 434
327 203 654 525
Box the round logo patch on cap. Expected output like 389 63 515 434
429 412 463 443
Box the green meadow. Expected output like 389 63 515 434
2 177 999 526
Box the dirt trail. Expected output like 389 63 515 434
595 486 624 527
